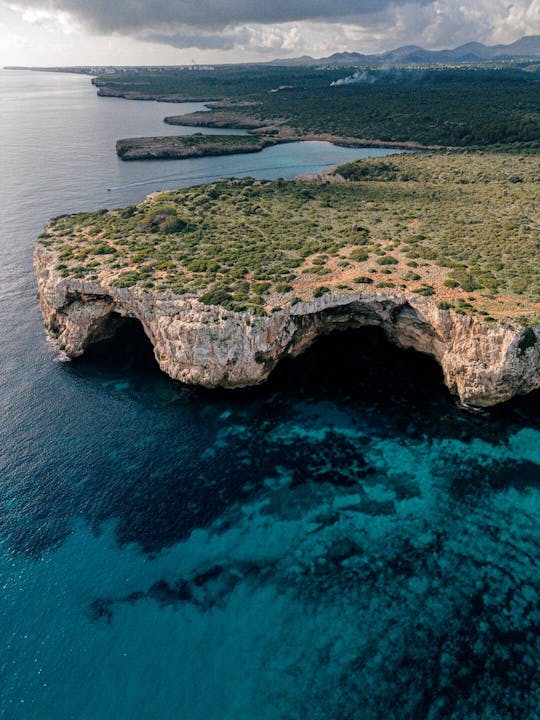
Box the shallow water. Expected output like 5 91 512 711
0 70 539 720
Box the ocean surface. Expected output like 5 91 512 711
0 69 539 720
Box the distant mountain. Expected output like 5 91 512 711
270 35 540 67
323 52 369 65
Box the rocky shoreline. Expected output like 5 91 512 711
34 243 540 408
110 96 438 160
116 128 433 161
116 134 281 160
163 109 437 150
164 110 272 130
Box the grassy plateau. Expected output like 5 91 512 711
38 152 540 325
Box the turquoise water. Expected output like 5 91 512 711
1 70 539 719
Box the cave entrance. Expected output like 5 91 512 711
76 312 159 374
266 325 450 410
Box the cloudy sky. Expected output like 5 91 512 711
1 0 539 66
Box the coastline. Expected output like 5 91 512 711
5 58 540 720
34 241 540 408
95 86 442 159
33 151 540 407
115 133 434 161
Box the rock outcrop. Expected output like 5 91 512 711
34 245 540 408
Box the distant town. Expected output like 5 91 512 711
4 65 216 75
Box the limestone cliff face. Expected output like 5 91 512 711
34 245 540 408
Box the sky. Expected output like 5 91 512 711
1 0 539 66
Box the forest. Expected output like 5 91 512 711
94 65 540 148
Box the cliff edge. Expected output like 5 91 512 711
34 243 540 407
33 153 540 407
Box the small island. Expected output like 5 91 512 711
34 152 539 408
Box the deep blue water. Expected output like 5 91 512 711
1 70 539 720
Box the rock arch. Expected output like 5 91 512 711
34 241 540 408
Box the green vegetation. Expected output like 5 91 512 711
95 66 540 149
164 110 269 130
38 152 540 322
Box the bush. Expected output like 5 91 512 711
378 255 398 266
414 286 436 296
199 287 232 306
92 243 116 255
252 282 272 295
161 216 192 234
349 249 370 262
314 286 330 298
112 271 140 288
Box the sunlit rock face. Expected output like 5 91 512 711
35 244 540 408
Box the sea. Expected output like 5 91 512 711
0 69 539 720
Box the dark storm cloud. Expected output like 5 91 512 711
142 29 243 51
7 0 421 34
8 0 537 53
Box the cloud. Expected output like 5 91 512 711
143 23 350 53
3 0 540 55
385 0 540 47
19 7 74 33
0 20 35 47
5 0 402 35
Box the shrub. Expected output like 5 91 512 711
252 282 272 295
378 255 398 266
92 243 116 255
161 216 191 234
414 286 436 296
314 286 330 298
199 287 232 306
350 249 370 262
112 271 140 288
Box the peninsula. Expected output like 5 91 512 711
97 64 540 153
110 64 539 160
34 152 540 408
115 130 429 161
116 133 280 160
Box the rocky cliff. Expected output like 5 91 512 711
34 244 540 408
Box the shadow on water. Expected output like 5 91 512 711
60 321 540 720
72 315 162 378
74 315 452 400
73 317 540 435
4 320 538 558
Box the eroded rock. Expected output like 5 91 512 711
34 244 540 408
